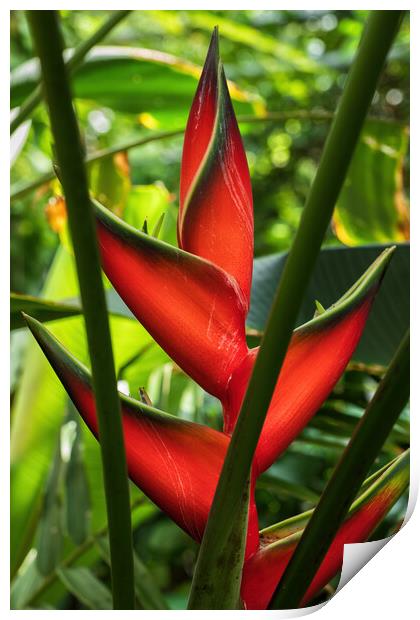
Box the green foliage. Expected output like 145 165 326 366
10 45 259 126
57 567 113 609
334 120 409 244
11 293 80 330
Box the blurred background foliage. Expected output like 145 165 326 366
10 10 409 610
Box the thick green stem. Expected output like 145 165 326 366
271 330 409 609
188 10 403 610
11 10 131 135
27 11 135 609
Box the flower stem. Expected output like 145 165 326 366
27 10 135 609
188 10 404 610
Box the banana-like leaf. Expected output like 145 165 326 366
10 46 260 127
24 314 260 558
179 29 254 305
225 247 393 472
248 243 409 366
333 120 409 245
123 183 177 246
241 450 409 609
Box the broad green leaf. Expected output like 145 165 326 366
10 46 261 127
248 243 409 366
11 293 80 330
11 247 86 574
306 401 409 448
334 120 409 245
96 536 169 610
57 567 112 610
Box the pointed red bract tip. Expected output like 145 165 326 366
179 28 219 210
179 31 254 307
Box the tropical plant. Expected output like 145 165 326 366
11 10 409 611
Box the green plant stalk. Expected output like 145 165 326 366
27 11 135 609
11 110 403 203
11 10 131 135
271 330 409 609
188 10 403 610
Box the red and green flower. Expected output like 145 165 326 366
25 29 408 609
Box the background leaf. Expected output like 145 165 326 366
248 243 409 366
35 444 63 576
96 536 169 610
63 405 91 546
333 120 409 244
10 46 260 128
11 293 81 330
57 567 112 610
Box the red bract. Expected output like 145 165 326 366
179 30 254 305
26 29 402 608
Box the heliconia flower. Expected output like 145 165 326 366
240 450 409 609
25 29 400 608
94 194 393 473
23 242 391 561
